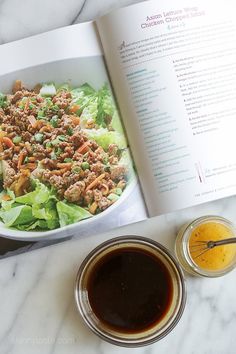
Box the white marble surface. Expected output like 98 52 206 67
0 0 236 353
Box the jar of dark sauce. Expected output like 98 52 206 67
75 236 186 347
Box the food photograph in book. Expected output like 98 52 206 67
0 55 147 238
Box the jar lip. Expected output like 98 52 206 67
74 235 187 347
181 215 236 277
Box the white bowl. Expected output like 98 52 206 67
0 56 138 240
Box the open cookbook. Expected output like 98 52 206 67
0 0 236 241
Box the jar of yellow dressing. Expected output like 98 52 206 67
175 216 236 277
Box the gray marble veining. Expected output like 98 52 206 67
0 0 143 44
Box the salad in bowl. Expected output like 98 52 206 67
0 80 134 232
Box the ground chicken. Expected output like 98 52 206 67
64 181 86 203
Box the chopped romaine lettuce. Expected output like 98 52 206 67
56 83 70 92
40 83 56 97
0 189 15 211
56 201 92 227
0 179 92 230
0 205 35 227
0 92 7 108
15 180 50 205
71 83 96 99
111 111 125 135
17 220 49 231
85 128 127 150
118 149 135 181
96 84 115 127
71 83 121 130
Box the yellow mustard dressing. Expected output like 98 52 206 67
189 222 236 271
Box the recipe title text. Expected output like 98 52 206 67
141 7 205 29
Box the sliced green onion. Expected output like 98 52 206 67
58 135 66 141
67 127 73 136
72 166 81 173
50 115 58 128
107 193 119 202
113 188 122 196
34 133 44 143
37 110 45 119
55 147 62 156
104 165 111 172
45 142 53 148
51 105 59 112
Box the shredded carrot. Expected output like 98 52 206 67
2 194 11 201
57 162 72 169
69 104 80 114
86 173 106 192
77 141 90 154
17 152 25 169
20 163 37 170
28 115 37 128
36 120 44 129
39 124 52 133
70 115 80 126
49 169 67 176
2 137 15 148
24 98 30 112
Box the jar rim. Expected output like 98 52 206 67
74 235 187 347
180 215 236 277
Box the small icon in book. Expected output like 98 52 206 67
118 41 126 50
195 162 205 183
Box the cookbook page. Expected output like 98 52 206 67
0 21 147 239
97 0 236 216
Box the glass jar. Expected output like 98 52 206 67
75 236 186 347
175 215 236 277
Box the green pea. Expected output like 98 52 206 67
13 136 22 144
81 162 90 170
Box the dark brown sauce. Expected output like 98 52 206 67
87 248 173 333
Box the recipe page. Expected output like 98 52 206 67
97 0 236 216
